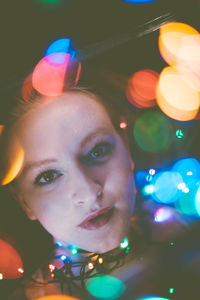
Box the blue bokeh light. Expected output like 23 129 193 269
152 171 183 203
172 158 200 189
135 170 149 188
123 0 157 4
45 38 76 64
138 297 170 300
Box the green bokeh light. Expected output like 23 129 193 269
169 287 174 294
133 111 172 153
86 275 126 299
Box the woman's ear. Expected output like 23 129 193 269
9 183 37 220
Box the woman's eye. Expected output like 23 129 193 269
84 142 113 163
34 170 62 186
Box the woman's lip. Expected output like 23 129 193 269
78 207 114 230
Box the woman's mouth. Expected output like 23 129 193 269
78 207 114 230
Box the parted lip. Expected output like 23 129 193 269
78 206 113 228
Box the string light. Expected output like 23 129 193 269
0 273 3 280
56 241 63 248
169 287 174 294
49 264 56 272
142 184 154 196
71 247 78 255
120 121 127 129
98 257 103 264
17 267 24 274
120 237 129 249
176 129 184 139
149 168 156 175
88 262 94 270
60 255 67 261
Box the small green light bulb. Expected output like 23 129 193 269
176 129 184 139
71 247 78 255
120 237 129 248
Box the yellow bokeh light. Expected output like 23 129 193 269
177 34 200 91
159 22 199 66
156 67 200 121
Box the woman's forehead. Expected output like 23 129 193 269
14 91 114 142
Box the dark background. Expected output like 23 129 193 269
0 1 200 298
0 0 199 166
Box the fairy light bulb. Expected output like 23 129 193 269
88 262 94 269
120 237 129 248
149 168 156 175
18 267 24 274
60 255 67 261
56 241 63 248
98 257 103 264
71 247 78 255
120 121 127 129
0 273 3 280
49 264 56 272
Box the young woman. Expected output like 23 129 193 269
0 67 192 300
0 64 146 299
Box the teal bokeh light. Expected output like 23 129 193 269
86 275 126 299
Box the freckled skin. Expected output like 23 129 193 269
13 92 136 253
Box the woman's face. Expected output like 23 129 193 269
12 92 136 253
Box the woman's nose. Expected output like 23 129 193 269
67 167 103 207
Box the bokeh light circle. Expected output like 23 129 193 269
138 296 170 300
195 183 200 216
154 207 173 223
133 110 172 153
152 171 183 203
86 275 126 299
123 0 157 4
127 69 158 108
0 239 23 279
37 296 79 300
177 34 200 91
159 22 199 66
32 53 70 97
156 67 200 121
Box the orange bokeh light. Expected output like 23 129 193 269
176 34 200 91
159 22 199 67
156 67 200 121
126 69 158 108
32 53 71 97
0 239 23 279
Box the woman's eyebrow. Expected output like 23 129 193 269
21 158 57 176
80 127 114 148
